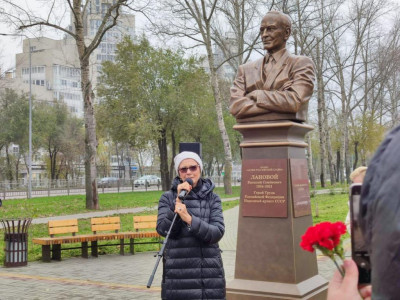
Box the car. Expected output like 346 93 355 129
98 177 120 188
134 175 161 187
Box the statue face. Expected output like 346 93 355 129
260 14 291 53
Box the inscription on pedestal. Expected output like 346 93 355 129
290 159 312 217
242 159 288 218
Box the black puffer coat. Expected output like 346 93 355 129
360 125 400 299
156 177 226 300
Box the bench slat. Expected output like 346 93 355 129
135 222 157 230
49 219 78 227
91 216 121 233
92 223 120 232
134 215 157 222
91 216 120 225
32 231 161 245
48 219 79 236
49 226 79 235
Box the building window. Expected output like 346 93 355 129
22 66 45 75
90 20 102 36
101 3 111 15
32 79 45 86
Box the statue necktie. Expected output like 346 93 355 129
264 54 275 82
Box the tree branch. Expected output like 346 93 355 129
19 22 77 39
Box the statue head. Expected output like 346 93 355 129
260 11 292 54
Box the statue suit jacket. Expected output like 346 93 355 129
229 49 315 122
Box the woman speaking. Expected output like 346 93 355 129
156 151 226 299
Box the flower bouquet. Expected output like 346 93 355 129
300 221 347 276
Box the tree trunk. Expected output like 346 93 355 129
316 41 326 188
336 149 341 183
158 128 170 191
353 141 359 170
82 61 99 209
344 127 351 184
49 146 58 181
206 158 214 176
340 139 346 184
326 130 336 185
71 2 100 210
205 35 233 195
55 155 64 180
73 14 98 208
115 143 121 178
306 134 316 188
15 153 20 187
5 145 13 181
169 130 176 182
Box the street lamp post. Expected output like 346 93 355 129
0 33 32 198
28 38 32 199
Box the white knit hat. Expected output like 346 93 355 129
174 151 203 174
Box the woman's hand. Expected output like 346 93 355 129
176 181 192 199
175 198 192 225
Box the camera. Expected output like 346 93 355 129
349 183 371 284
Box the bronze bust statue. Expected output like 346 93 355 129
230 11 315 123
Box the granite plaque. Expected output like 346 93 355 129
290 159 312 217
241 159 288 218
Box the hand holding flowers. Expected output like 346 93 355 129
300 221 347 276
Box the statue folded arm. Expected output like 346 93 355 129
253 57 315 113
229 56 315 119
229 65 271 119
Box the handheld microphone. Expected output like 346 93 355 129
178 178 193 200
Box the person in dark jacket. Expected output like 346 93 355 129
327 125 400 299
156 151 226 300
359 125 400 299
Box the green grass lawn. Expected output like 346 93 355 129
310 193 349 224
0 187 348 263
310 181 349 191
0 187 240 263
0 186 241 219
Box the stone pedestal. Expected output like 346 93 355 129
226 121 328 300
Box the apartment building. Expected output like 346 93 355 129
3 0 135 117
0 1 135 183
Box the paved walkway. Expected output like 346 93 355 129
0 203 341 299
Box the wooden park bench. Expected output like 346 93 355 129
89 216 125 257
32 215 161 262
32 219 89 262
90 215 161 255
130 215 161 254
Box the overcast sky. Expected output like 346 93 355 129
1 0 399 73
0 0 152 72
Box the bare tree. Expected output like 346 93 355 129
212 0 272 73
0 0 138 209
149 0 279 194
278 0 340 186
325 0 388 182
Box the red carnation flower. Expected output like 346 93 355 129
300 221 347 277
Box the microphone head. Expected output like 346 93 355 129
185 178 194 186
